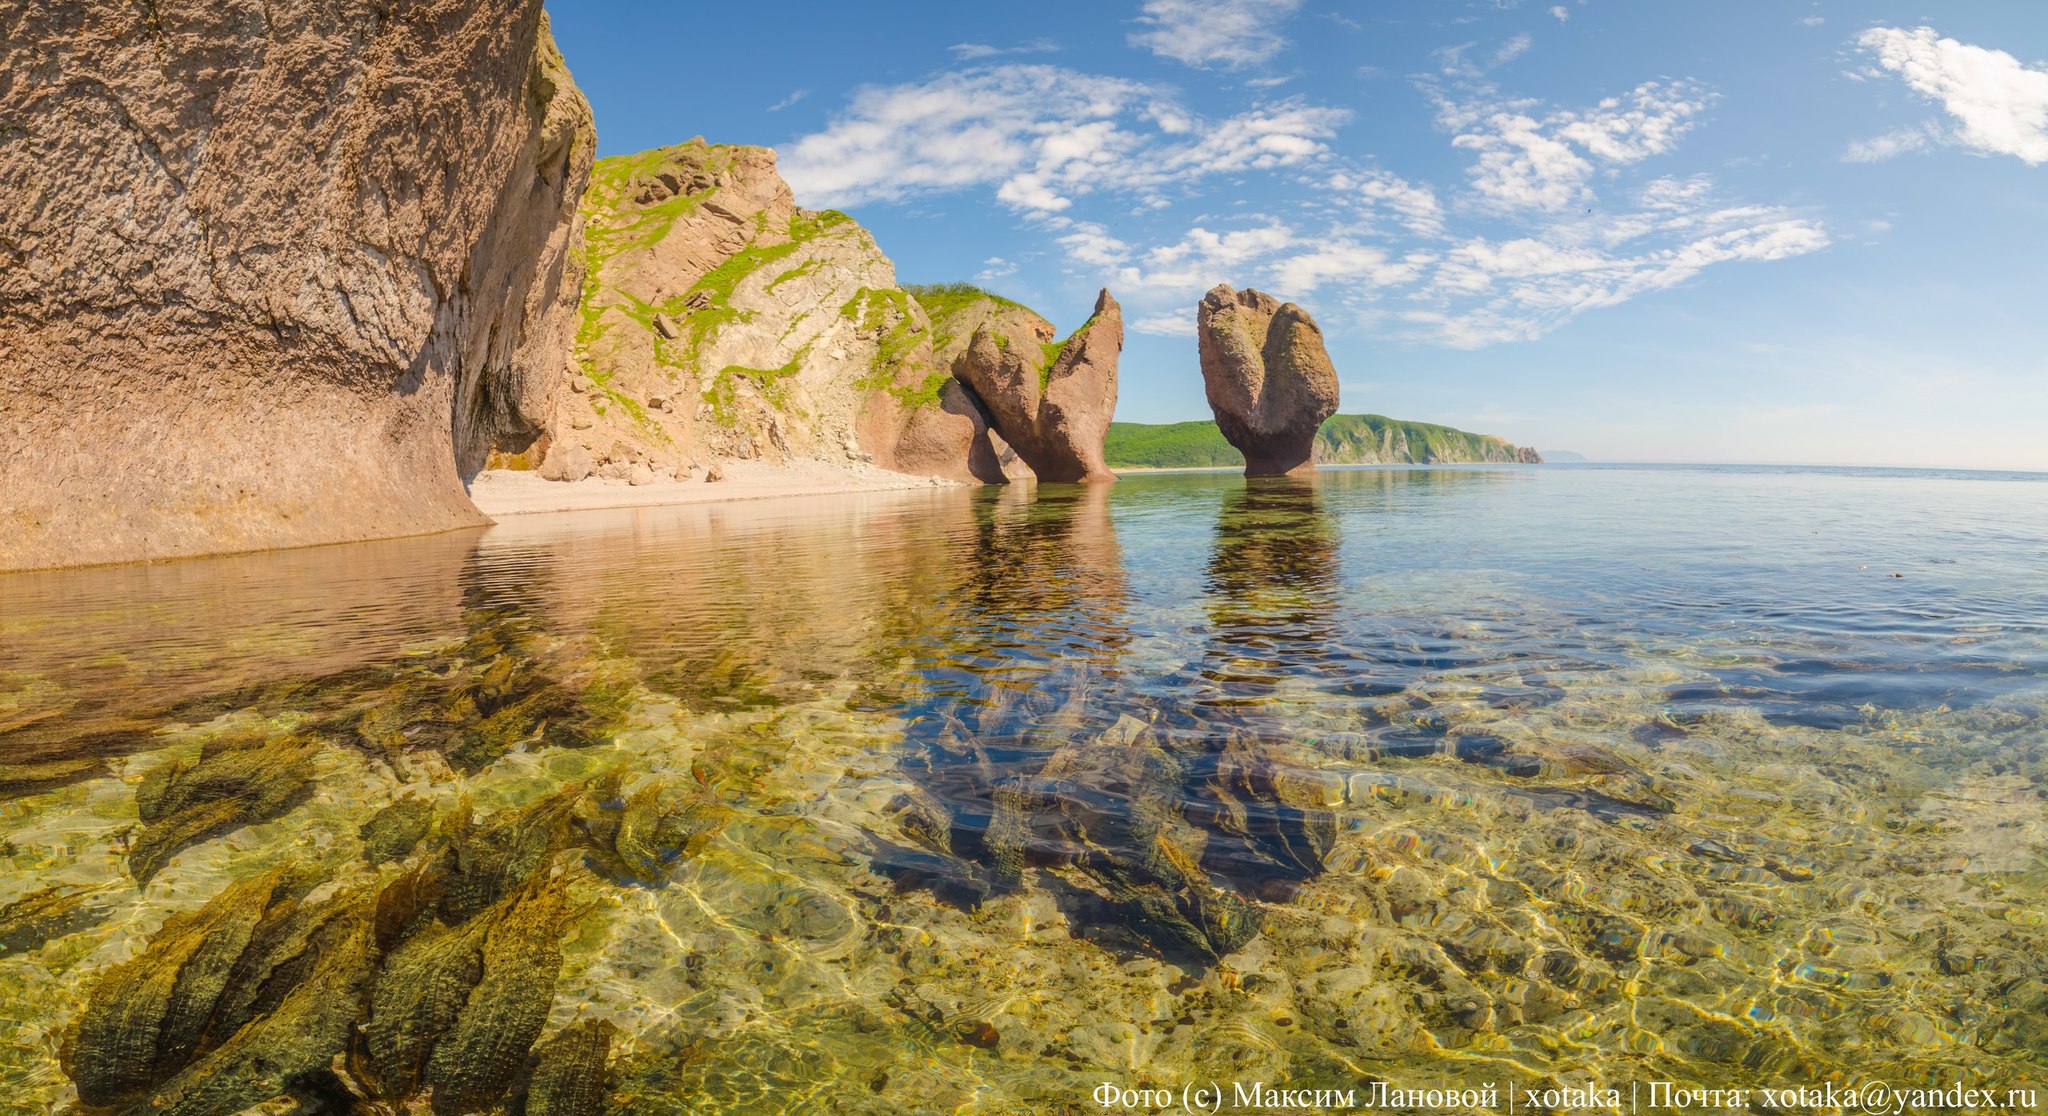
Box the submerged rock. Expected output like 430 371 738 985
0 883 118 956
522 1018 619 1116
63 869 301 1106
1196 285 1340 476
129 733 320 883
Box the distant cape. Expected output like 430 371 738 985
1104 414 1541 468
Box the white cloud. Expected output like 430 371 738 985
1857 26 2048 164
975 256 1020 284
1130 0 1302 69
1548 6 1569 23
766 89 809 113
1637 174 1714 210
1107 223 1298 295
1130 312 1196 336
1799 15 1824 27
1055 222 1132 268
783 49 1819 355
1441 81 1713 210
1411 206 1829 346
1842 125 1936 163
1327 169 1446 236
951 39 1060 60
1269 241 1426 294
780 66 1346 212
1495 33 1534 66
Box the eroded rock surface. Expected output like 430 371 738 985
947 289 1123 483
548 141 1007 484
1196 285 1340 476
0 1 594 571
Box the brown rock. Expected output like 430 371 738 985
858 378 1009 484
954 290 1121 484
1196 285 1340 476
0 2 594 571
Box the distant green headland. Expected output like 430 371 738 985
1103 414 1542 469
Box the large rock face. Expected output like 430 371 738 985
923 286 1121 484
0 1 594 572
550 141 1005 484
950 290 1121 484
1196 285 1340 477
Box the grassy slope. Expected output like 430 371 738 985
1103 414 1539 468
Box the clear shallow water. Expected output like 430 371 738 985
1 464 2045 1114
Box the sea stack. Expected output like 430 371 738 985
0 1 594 572
955 289 1123 483
1196 285 1340 477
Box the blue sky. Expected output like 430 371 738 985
549 2 2048 469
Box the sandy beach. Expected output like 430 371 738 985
467 460 964 517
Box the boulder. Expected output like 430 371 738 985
0 1 594 571
1195 285 1340 477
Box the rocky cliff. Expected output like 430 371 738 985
543 140 1007 484
1103 415 1543 468
543 144 1118 486
0 0 594 572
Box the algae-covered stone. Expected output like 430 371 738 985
523 1018 618 1116
0 884 117 956
421 876 570 1113
364 875 573 1114
361 795 438 865
138 909 378 1116
63 869 297 1106
129 733 320 883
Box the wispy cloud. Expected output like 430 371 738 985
1129 0 1302 69
1130 312 1196 336
1856 26 2048 164
1548 6 1569 23
782 42 1823 352
1435 80 1714 211
766 89 809 113
781 65 1346 212
1842 125 1937 163
950 39 1060 61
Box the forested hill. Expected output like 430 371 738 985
1103 414 1542 469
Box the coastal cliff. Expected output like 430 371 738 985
0 1 594 572
1104 415 1542 469
543 140 1006 483
539 141 1120 486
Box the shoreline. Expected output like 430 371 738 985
467 461 964 517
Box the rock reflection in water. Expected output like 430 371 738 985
874 482 1343 962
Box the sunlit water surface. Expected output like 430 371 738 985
2 465 2045 1114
